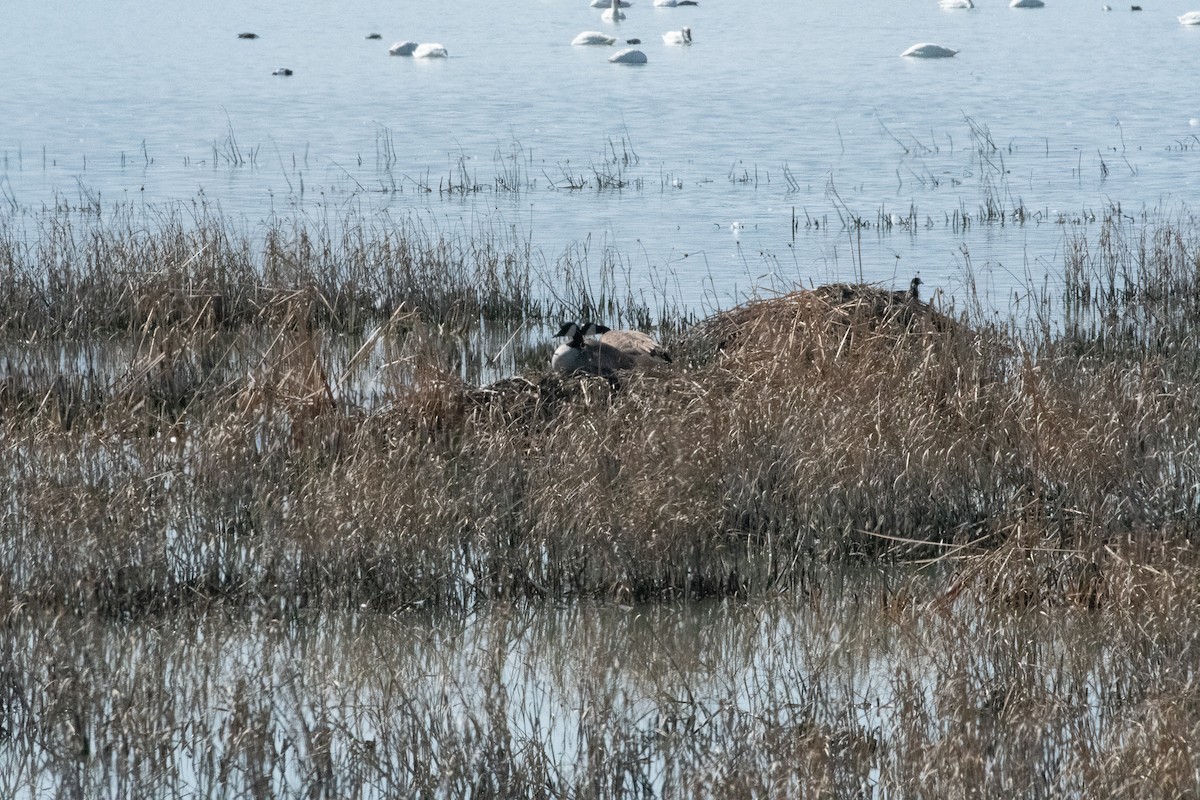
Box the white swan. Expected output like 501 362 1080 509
662 27 692 45
573 31 617 45
602 0 626 21
609 47 647 63
413 43 448 58
388 41 418 56
591 0 631 6
938 0 974 8
1009 0 1044 7
901 42 958 58
1180 11 1200 24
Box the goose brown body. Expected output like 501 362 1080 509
551 322 671 376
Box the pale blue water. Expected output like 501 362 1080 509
4 0 1200 312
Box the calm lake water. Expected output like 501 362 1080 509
5 0 1200 313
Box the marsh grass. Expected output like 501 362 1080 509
1 563 1198 798
4 205 1200 610
3 203 1200 795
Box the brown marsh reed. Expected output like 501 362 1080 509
2 202 1200 795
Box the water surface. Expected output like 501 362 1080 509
5 0 1200 313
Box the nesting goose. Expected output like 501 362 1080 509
551 322 671 376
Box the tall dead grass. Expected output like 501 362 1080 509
1 206 1199 612
3 203 1200 796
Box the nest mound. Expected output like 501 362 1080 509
678 280 967 363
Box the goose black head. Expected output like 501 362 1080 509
908 276 923 301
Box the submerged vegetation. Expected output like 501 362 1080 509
2 201 1200 796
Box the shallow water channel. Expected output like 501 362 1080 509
0 565 1128 798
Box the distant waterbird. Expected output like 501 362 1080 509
938 0 974 8
237 32 259 39
389 40 419 55
609 47 647 63
662 27 693 45
573 31 617 45
366 33 383 40
272 67 293 76
1009 0 1045 7
1180 11 1200 24
602 0 627 21
413 43 448 58
900 43 958 58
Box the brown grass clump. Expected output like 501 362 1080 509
4 204 1200 796
1 204 1200 614
678 277 965 366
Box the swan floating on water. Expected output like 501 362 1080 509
389 41 418 56
938 0 974 8
591 0 631 6
602 0 626 21
662 27 692 45
901 42 958 58
609 47 647 64
413 43 448 58
1180 11 1200 24
1009 0 1044 7
573 31 617 45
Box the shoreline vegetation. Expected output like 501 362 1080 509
2 201 1200 795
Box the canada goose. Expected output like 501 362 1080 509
900 43 958 58
551 322 671 376
589 324 673 365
